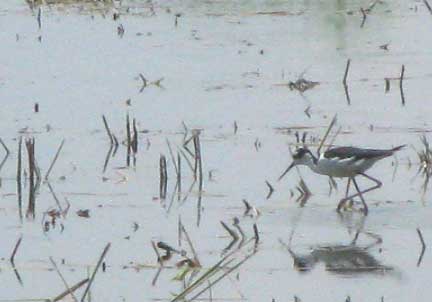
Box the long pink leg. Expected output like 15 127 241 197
352 178 368 215
337 177 352 212
337 173 382 215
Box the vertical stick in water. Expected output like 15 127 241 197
25 138 36 219
193 132 203 226
80 243 111 302
177 152 181 198
159 155 167 199
17 137 23 222
126 114 131 166
193 133 203 191
132 118 138 153
400 65 405 105
102 115 114 145
342 59 351 105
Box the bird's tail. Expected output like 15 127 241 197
391 144 406 152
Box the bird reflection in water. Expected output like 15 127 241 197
284 214 393 275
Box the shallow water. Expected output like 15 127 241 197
0 0 431 301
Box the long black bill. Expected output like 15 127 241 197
278 162 295 181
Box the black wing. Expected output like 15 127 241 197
323 147 395 160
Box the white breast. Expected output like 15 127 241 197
313 155 377 178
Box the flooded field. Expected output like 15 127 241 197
0 0 432 301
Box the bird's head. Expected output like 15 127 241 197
278 147 315 181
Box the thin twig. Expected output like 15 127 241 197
417 228 427 266
400 64 406 105
126 113 131 166
253 224 259 245
81 243 111 302
45 139 65 180
49 257 79 302
424 0 432 14
343 59 351 104
166 139 179 175
179 149 194 173
10 236 22 264
160 155 168 199
360 8 367 28
53 279 89 302
188 253 255 301
417 228 426 249
265 180 274 199
220 221 239 241
151 240 164 286
327 126 342 150
342 59 351 87
177 152 182 196
317 115 337 156
102 115 114 145
180 223 201 266
0 138 10 155
17 137 23 222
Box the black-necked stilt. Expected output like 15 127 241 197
279 144 406 215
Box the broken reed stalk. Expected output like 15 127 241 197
0 137 10 155
417 228 426 250
53 278 89 302
151 240 164 286
265 180 274 199
37 7 42 29
197 191 203 227
180 223 201 266
34 157 42 193
126 114 132 166
151 240 164 264
49 257 79 302
47 181 64 215
343 59 351 104
327 126 342 151
360 8 367 28
385 78 390 93
102 115 114 145
177 152 182 195
179 149 194 173
172 238 256 302
45 139 65 180
10 236 23 264
221 221 239 241
0 143 9 173
139 73 147 92
103 145 113 173
112 133 119 148
159 155 168 199
188 253 254 302
417 228 427 266
193 132 203 191
171 258 234 302
342 59 351 86
424 0 432 14
80 243 111 302
317 115 337 156
132 118 138 153
233 219 246 247
25 138 36 219
253 224 259 245
17 137 23 222
166 139 179 176
400 64 405 105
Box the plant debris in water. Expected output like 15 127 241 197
288 78 320 93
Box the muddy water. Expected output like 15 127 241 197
0 0 431 301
